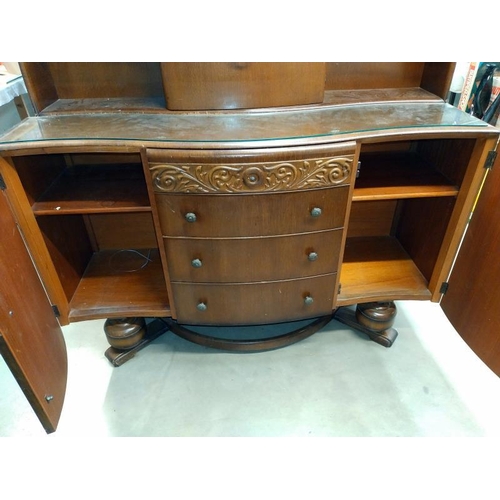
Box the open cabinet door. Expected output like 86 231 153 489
441 149 500 376
0 188 67 433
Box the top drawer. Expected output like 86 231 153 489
146 143 356 195
154 187 349 237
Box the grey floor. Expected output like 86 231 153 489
1 300 500 437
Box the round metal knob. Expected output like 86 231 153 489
191 258 203 268
197 302 207 312
310 207 322 218
304 296 314 305
185 212 197 223
308 251 318 262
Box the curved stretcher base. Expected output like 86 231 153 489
164 315 334 352
103 302 398 366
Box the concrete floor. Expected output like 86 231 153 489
1 300 500 437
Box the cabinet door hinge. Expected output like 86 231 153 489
338 283 342 294
52 305 61 318
484 150 497 170
440 282 449 295
0 173 6 190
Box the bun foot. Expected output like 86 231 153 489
104 318 170 366
104 317 146 350
334 301 398 347
356 301 397 332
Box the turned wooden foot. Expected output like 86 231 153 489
103 317 170 367
334 301 398 347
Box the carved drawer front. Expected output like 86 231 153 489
164 229 343 283
147 143 355 195
154 186 349 238
171 273 337 325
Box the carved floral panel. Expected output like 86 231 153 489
150 156 353 193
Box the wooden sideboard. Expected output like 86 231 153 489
0 62 499 433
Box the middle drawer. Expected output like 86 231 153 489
164 228 343 283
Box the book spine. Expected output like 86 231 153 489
490 73 500 105
457 62 479 111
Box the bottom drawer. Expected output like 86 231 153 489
171 274 337 325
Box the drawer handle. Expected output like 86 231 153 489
191 258 203 268
185 212 197 223
304 295 314 305
310 207 322 218
308 251 318 262
197 302 207 312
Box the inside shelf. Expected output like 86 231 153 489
32 163 151 215
42 97 167 114
353 152 459 201
322 87 443 107
37 88 442 115
337 236 432 306
68 249 170 321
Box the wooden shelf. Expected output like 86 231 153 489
42 97 167 114
322 87 443 107
68 249 170 321
32 164 151 215
337 236 431 306
353 152 459 201
38 89 441 115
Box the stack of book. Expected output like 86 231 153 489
456 62 500 126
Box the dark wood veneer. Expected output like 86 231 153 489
0 190 67 433
155 187 350 238
69 249 169 321
172 273 337 325
1 62 499 432
164 229 343 283
441 153 500 376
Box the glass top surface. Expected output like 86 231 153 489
0 102 490 145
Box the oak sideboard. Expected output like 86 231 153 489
1 62 498 432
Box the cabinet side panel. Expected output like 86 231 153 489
0 157 71 321
13 154 66 206
19 62 58 114
37 215 94 303
416 138 476 187
420 63 456 100
427 137 496 299
396 197 456 282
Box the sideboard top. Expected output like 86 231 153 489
0 102 496 153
